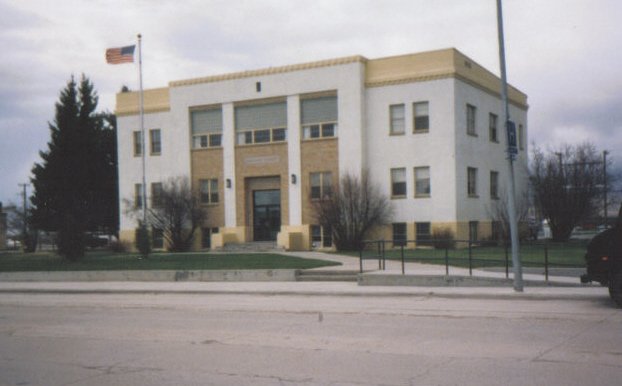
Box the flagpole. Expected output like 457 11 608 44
138 33 147 226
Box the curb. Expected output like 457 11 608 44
0 286 608 302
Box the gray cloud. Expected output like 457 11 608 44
2 0 622 204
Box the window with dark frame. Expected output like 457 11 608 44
390 104 405 135
467 167 478 197
490 171 499 199
392 223 407 246
310 172 332 200
414 166 430 197
413 101 429 132
133 131 142 156
391 168 406 197
199 179 219 204
150 129 161 154
467 104 477 136
416 222 432 245
489 113 498 142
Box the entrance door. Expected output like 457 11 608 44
253 190 281 241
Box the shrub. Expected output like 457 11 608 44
109 240 131 253
432 227 456 250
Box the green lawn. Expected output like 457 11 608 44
0 251 341 272
357 240 589 269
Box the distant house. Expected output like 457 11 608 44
115 48 528 251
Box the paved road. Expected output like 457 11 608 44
1 291 620 386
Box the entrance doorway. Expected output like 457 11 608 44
253 190 281 241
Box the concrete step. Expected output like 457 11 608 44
296 270 360 282
222 242 283 252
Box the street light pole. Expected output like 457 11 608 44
496 0 523 291
603 150 609 227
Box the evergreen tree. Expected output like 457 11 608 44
30 75 118 260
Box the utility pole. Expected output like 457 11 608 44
603 150 609 227
18 183 29 242
496 0 523 291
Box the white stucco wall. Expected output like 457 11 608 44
117 110 189 232
365 78 458 223
453 79 528 223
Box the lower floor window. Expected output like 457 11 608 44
201 227 219 249
469 221 479 242
415 222 431 245
311 225 332 248
392 223 407 246
152 227 164 249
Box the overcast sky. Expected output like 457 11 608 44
1 0 621 206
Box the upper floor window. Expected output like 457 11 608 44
150 129 161 155
467 104 477 136
134 183 143 208
199 179 219 204
191 108 223 149
467 167 478 197
391 168 406 197
151 182 163 208
389 104 405 135
301 96 338 140
489 113 498 142
414 166 430 197
133 131 142 156
413 101 429 133
490 171 499 199
310 172 332 200
235 102 287 145
518 124 524 150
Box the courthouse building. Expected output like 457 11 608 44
115 48 528 250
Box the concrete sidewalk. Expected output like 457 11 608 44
0 280 609 302
0 251 609 302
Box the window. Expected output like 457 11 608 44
311 225 332 248
414 167 430 197
518 124 524 150
310 172 332 199
392 223 407 246
389 104 405 135
413 102 429 132
391 168 406 197
301 96 338 139
152 227 164 249
492 221 503 241
192 108 223 149
134 183 143 208
469 221 479 242
151 182 163 208
150 129 161 155
490 171 499 199
416 222 432 246
236 102 287 145
199 179 219 204
201 227 219 249
489 113 498 142
133 131 142 156
467 104 477 136
467 167 478 197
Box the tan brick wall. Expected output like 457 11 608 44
191 148 225 228
300 138 339 225
234 143 289 242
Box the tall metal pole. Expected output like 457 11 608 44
603 150 608 227
138 33 147 226
18 183 28 240
496 0 523 291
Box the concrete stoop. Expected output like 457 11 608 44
221 242 284 253
296 269 360 282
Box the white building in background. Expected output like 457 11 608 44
115 48 528 250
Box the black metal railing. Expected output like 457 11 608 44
359 238 588 281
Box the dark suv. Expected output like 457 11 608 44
581 226 622 307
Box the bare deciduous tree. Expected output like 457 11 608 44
126 177 206 252
531 142 610 241
313 171 392 251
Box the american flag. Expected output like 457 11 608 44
106 45 135 64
